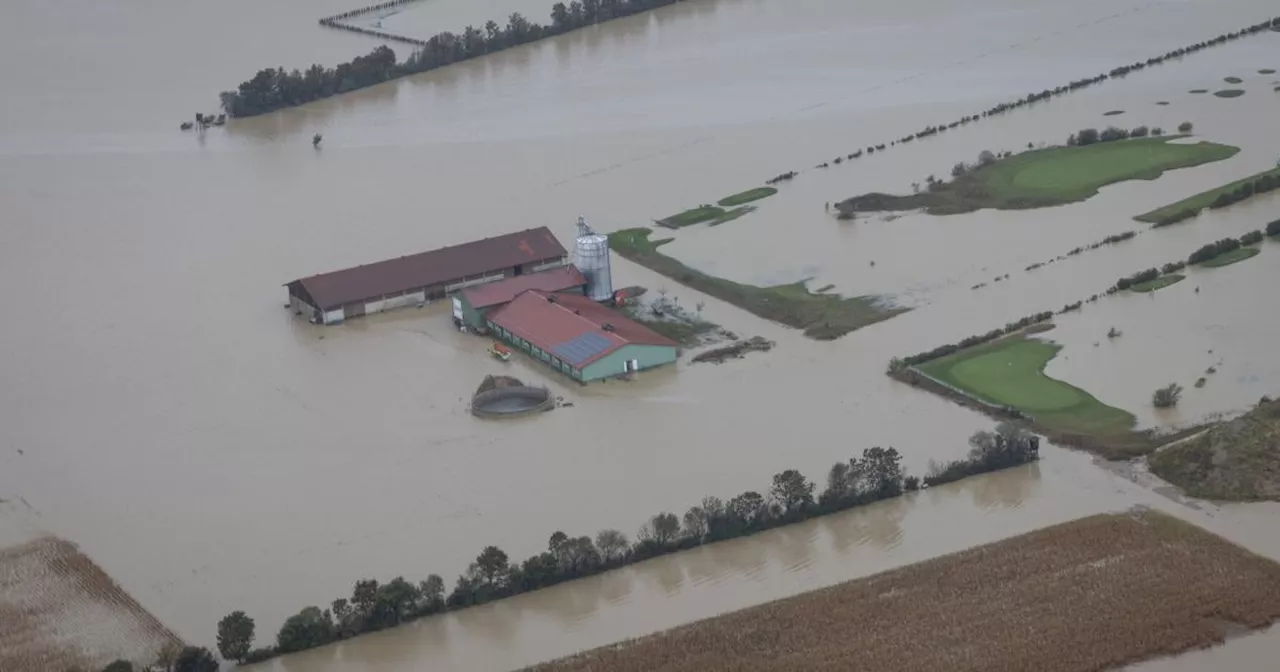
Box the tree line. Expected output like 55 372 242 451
1151 169 1280 228
803 17 1276 184
189 434 1038 666
1025 230 1138 272
220 0 696 117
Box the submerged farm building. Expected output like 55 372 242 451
286 227 568 324
486 290 678 382
453 265 587 330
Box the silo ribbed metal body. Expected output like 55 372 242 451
573 216 613 302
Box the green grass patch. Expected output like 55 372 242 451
1135 167 1280 223
1214 89 1246 98
1198 246 1260 268
917 336 1136 436
658 205 726 229
608 228 906 340
836 136 1238 217
1156 101 1170 105
1189 89 1208 94
1131 274 1185 292
1224 76 1244 84
1103 110 1125 116
1262 69 1277 74
717 187 778 207
706 205 756 227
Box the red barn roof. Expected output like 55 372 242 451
287 227 566 310
487 290 677 367
460 266 586 310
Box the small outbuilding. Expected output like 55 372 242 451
485 290 678 382
453 265 587 330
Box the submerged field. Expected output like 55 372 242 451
837 137 1239 216
528 510 1280 672
1150 398 1280 500
917 336 1135 436
0 537 181 671
608 228 906 339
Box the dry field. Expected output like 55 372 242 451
1 536 181 672
528 510 1280 672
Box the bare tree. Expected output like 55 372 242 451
595 529 629 562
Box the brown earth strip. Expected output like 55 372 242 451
526 510 1280 672
1 536 181 671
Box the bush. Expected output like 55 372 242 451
1188 237 1241 264
1268 219 1280 236
1100 126 1129 142
1115 267 1158 290
1240 229 1264 245
1178 121 1194 133
1153 383 1183 408
1151 127 1164 136
102 662 133 672
1074 128 1100 146
1161 261 1186 274
1130 125 1149 138
244 647 278 664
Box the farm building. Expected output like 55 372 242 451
486 290 678 382
453 265 587 330
286 227 568 324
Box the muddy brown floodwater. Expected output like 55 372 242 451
2 0 1279 670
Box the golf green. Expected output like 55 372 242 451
919 337 1135 435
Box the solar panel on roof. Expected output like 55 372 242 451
552 332 615 365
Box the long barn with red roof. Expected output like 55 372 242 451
286 227 568 324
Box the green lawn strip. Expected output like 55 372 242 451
1214 89 1246 98
717 187 778 207
1198 246 1260 268
1134 167 1280 223
658 205 726 229
917 337 1136 436
1130 274 1185 292
608 228 906 340
707 205 756 227
837 136 1238 216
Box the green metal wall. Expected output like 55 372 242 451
458 296 488 329
582 344 677 382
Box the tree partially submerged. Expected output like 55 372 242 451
1153 383 1183 408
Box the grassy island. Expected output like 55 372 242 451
1214 89 1246 98
1149 398 1280 500
917 336 1135 436
836 137 1238 217
608 228 906 339
717 187 778 207
527 510 1280 672
1131 273 1185 292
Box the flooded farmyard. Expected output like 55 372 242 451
1 0 1278 669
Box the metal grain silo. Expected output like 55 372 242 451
573 216 613 302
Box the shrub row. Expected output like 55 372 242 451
222 0 701 117
890 311 1054 369
1152 171 1280 227
1267 219 1280 236
1115 268 1159 290
1110 229 1264 291
210 439 1039 665
1188 236 1242 264
1025 230 1138 271
1068 124 1168 146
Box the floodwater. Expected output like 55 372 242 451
2 0 1279 670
